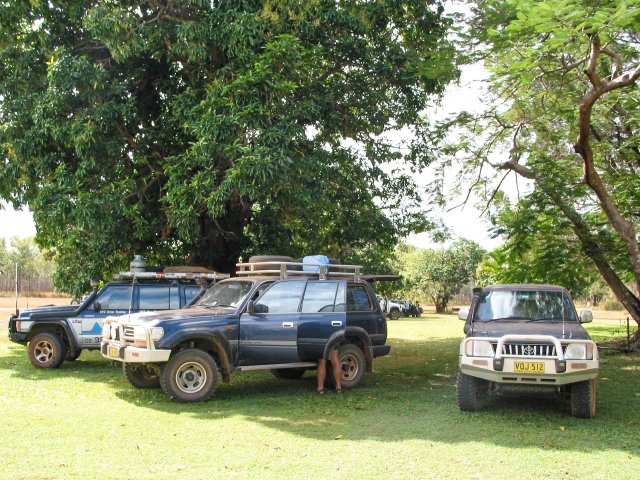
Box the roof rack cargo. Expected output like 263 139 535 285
236 261 362 281
114 271 229 281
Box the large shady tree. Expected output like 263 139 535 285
436 0 640 334
0 0 457 294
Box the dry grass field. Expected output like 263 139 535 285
0 296 70 328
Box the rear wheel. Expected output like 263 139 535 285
28 332 67 369
456 371 489 412
160 349 218 403
124 363 160 389
328 344 366 390
271 368 307 380
570 379 596 418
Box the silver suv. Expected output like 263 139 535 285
456 284 599 418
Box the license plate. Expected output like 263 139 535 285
108 346 120 359
514 361 544 373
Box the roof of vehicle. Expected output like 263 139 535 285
484 284 569 293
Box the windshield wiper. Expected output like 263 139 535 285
526 317 567 322
476 316 531 322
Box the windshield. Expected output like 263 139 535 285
475 289 578 322
196 281 254 308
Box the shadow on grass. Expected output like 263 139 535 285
100 337 640 458
3 334 639 457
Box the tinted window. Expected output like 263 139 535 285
96 286 132 310
139 286 179 310
256 281 306 314
347 284 372 312
301 282 339 313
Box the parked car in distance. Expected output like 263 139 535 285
456 284 599 418
8 268 227 369
101 257 391 403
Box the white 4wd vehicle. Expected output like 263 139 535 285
456 284 599 418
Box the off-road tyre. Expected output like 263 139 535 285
124 363 161 389
389 309 401 320
248 255 295 271
570 379 596 418
160 349 218 403
28 332 68 369
327 344 366 390
456 371 489 412
271 367 307 380
66 349 82 361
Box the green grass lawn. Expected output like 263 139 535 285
1 314 638 480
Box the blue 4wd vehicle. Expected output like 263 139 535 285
8 269 227 369
101 258 392 402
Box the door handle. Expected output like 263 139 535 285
282 322 294 328
331 321 342 327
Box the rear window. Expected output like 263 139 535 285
347 284 373 312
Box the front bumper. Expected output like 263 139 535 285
459 335 599 386
101 341 171 363
372 344 391 358
459 356 599 385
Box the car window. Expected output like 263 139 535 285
198 281 254 308
96 286 132 310
301 282 340 313
255 281 306 314
184 286 203 306
476 290 578 321
346 284 372 312
139 286 180 310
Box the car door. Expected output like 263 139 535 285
78 285 134 347
239 280 306 365
297 281 346 361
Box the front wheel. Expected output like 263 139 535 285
456 371 488 412
389 309 401 320
328 344 366 390
160 349 219 403
28 332 68 369
124 363 161 389
66 349 82 361
570 379 596 418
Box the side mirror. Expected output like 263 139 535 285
93 301 102 312
579 310 593 324
246 300 256 314
458 308 469 321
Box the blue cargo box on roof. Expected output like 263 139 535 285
302 255 330 272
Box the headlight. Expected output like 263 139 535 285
102 323 111 339
465 340 494 357
565 343 586 360
110 324 119 340
150 327 164 342
565 343 593 360
131 326 148 347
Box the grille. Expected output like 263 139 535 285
492 343 566 357
122 326 136 343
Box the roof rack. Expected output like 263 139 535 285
114 271 230 281
236 261 362 281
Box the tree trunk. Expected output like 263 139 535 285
186 195 252 275
546 189 640 328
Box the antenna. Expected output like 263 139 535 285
14 262 18 316
561 290 566 338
